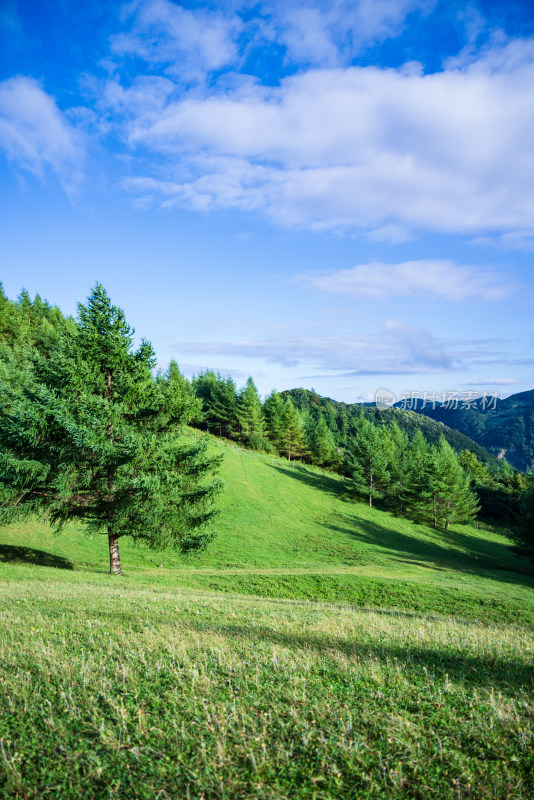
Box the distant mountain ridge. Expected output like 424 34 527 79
392 389 534 470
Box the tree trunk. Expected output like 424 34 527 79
108 531 122 575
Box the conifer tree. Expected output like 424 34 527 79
264 390 286 453
237 377 267 450
384 422 411 516
418 437 479 530
192 371 238 438
280 398 308 461
0 285 222 574
345 415 390 506
404 429 431 521
309 414 339 468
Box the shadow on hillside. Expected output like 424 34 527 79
326 514 534 590
185 619 534 697
0 544 74 570
269 463 345 500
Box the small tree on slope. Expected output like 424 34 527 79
345 414 390 507
418 437 479 530
0 284 222 574
238 377 267 450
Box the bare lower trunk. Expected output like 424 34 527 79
108 531 122 575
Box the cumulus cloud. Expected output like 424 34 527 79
293 260 517 301
261 0 433 67
112 0 241 81
112 37 534 238
0 77 84 190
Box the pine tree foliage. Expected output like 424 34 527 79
0 285 222 574
384 422 411 516
263 390 286 454
237 377 267 450
417 437 479 529
280 398 308 461
192 371 238 438
309 414 339 468
345 415 390 507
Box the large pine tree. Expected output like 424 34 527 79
0 285 222 574
309 414 339 468
264 390 286 453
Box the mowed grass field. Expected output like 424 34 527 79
1 434 533 798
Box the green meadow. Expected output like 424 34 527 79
1 435 533 798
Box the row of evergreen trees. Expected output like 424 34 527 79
191 371 341 467
345 415 479 529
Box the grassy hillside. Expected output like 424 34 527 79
1 434 533 798
2 434 532 625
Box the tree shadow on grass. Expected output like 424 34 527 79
0 544 74 570
326 515 534 590
267 460 534 588
184 619 534 697
268 463 346 500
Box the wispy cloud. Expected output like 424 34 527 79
293 260 517 302
172 319 455 375
462 378 522 386
0 77 84 191
472 231 534 252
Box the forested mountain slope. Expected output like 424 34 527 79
393 389 534 469
283 387 497 466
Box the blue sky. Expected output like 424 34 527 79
1 0 534 402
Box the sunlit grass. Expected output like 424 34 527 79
1 580 533 798
1 436 533 797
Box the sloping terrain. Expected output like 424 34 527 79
1 434 532 623
1 435 533 799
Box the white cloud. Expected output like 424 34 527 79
112 0 241 81
112 37 534 238
0 77 84 190
293 260 516 302
172 318 454 375
472 230 534 252
112 0 432 80
262 0 433 67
